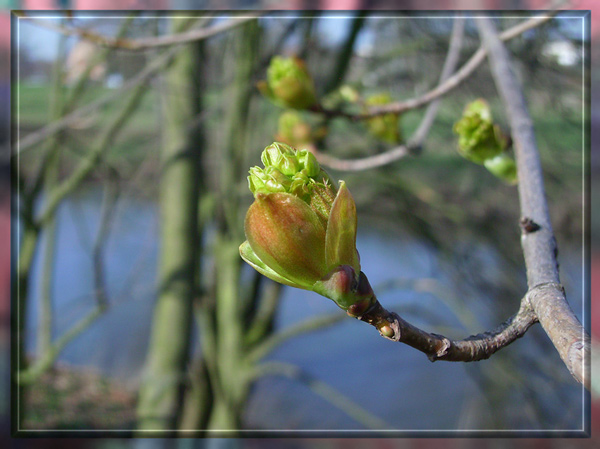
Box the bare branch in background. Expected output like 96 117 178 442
313 15 465 171
92 170 120 309
25 16 136 200
313 11 559 171
16 16 255 155
16 12 263 51
316 9 562 123
18 175 118 386
34 78 149 228
246 312 345 364
250 361 389 430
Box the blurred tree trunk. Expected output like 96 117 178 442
37 30 67 363
136 18 204 431
12 31 67 428
205 19 261 432
12 220 38 429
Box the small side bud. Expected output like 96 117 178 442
364 93 402 144
379 325 395 339
346 298 372 318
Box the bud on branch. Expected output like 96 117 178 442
257 56 317 110
240 142 375 314
453 99 517 184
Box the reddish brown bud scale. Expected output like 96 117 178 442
346 298 372 318
245 193 327 286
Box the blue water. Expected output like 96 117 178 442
21 189 585 431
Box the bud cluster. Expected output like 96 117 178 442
248 142 336 219
240 142 371 312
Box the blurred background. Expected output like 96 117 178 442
0 0 597 448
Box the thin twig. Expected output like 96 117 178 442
314 10 562 172
476 16 589 388
313 8 565 173
92 170 120 308
17 47 172 155
409 15 465 145
313 137 413 172
18 305 105 385
313 15 465 171
351 295 538 363
250 361 389 429
246 312 345 364
17 12 262 51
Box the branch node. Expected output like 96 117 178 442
428 334 451 361
528 281 565 296
519 216 541 234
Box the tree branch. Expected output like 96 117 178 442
316 9 561 122
336 10 588 389
352 295 537 363
91 170 120 309
17 12 262 51
18 305 105 385
314 10 559 172
26 16 135 200
313 15 465 171
476 16 589 388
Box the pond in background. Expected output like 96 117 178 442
21 188 585 432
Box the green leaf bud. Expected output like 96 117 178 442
453 99 507 164
261 56 318 110
241 142 371 311
249 142 332 200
